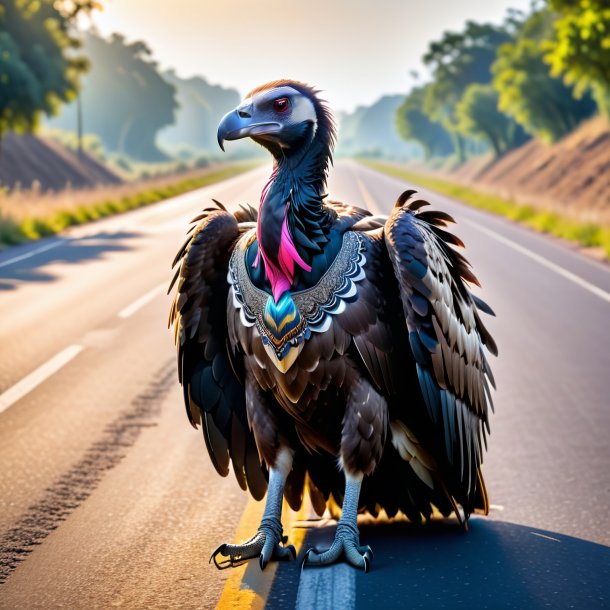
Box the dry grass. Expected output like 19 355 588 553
0 163 253 222
423 115 610 227
0 161 262 248
363 160 610 260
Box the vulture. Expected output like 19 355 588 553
169 80 497 573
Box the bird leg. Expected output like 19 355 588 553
210 449 296 570
302 471 372 572
303 371 384 572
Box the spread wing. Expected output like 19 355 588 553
384 191 498 511
168 201 267 499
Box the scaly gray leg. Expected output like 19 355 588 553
210 449 296 570
302 471 373 572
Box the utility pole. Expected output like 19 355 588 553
77 91 83 160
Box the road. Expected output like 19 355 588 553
0 160 609 609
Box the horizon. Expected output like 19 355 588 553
86 0 533 113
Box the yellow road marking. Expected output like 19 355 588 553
353 173 382 215
216 496 310 610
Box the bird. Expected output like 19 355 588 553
168 79 497 572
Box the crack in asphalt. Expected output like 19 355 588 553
0 358 176 584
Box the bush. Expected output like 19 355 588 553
0 216 26 246
49 211 79 232
21 218 54 239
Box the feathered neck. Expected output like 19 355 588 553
254 105 336 302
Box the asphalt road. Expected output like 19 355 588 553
0 160 609 609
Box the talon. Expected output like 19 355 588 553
302 525 373 571
211 524 293 571
260 537 275 570
209 543 227 564
210 544 236 569
359 545 373 559
363 554 370 573
301 548 313 571
363 550 373 570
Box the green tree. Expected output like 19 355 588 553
544 0 610 116
422 21 513 161
0 0 89 141
396 86 454 158
493 9 596 142
456 84 529 157
48 32 178 161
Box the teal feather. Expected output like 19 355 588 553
262 294 305 360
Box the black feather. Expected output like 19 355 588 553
407 199 431 211
169 84 497 526
472 294 496 316
245 435 267 501
395 189 418 208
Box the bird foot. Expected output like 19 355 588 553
302 521 372 572
209 517 296 570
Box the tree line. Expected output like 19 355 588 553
3 1 609 163
0 1 96 142
396 0 610 161
0 1 240 162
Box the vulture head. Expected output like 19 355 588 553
217 80 336 163
217 80 337 310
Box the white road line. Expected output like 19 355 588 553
296 563 356 610
531 532 561 543
0 345 83 414
352 167 609 305
0 239 66 269
462 219 610 304
118 283 166 319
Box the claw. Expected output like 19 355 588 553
302 526 373 572
301 548 313 572
209 543 226 564
260 536 274 571
210 544 249 570
359 545 374 559
211 528 295 571
363 554 370 573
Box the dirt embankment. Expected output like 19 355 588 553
0 132 122 191
424 116 610 225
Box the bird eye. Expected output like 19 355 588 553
273 97 289 112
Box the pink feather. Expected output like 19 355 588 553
254 180 311 302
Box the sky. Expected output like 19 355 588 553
89 0 534 113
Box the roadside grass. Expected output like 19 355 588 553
0 162 261 249
362 160 610 260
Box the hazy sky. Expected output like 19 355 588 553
90 0 533 112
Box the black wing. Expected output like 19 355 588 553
384 191 497 511
169 201 267 499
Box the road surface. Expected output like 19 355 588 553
0 160 609 609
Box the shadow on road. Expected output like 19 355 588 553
0 231 141 291
266 517 610 609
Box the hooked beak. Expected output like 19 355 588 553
217 108 281 151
